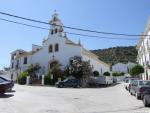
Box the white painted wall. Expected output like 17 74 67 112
82 54 110 75
112 62 136 73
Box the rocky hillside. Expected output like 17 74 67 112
91 46 137 65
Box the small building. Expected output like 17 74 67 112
137 17 150 80
112 62 136 73
10 12 110 81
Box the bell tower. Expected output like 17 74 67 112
49 10 64 37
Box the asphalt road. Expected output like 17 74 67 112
0 83 149 113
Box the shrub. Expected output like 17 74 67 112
120 72 125 76
112 72 124 77
93 71 100 77
17 71 28 85
112 72 120 77
44 72 53 85
103 72 110 76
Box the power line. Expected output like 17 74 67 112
0 18 49 30
65 32 138 40
0 17 138 40
0 11 148 37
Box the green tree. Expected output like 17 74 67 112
17 71 28 85
103 72 110 76
66 56 93 87
93 71 100 77
26 63 41 78
129 65 144 77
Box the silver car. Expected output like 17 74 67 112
124 78 139 91
130 80 150 99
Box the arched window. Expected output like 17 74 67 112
49 45 53 53
51 30 53 35
55 29 57 34
55 43 59 52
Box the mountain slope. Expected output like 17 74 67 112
91 46 137 65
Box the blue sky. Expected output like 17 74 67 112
0 0 150 69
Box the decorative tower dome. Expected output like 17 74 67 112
49 10 64 36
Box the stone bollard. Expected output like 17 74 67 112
51 74 53 80
42 75 45 86
26 76 30 85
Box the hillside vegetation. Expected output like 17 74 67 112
91 46 137 65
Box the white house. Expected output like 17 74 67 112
10 12 110 81
137 17 150 80
112 62 136 73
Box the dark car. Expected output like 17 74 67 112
0 77 14 94
55 79 81 88
141 89 150 107
130 80 150 99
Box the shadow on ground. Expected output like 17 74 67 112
0 94 14 98
7 90 16 93
88 83 120 88
90 106 146 113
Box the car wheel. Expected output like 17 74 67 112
59 84 63 88
136 93 140 100
130 91 133 95
76 85 81 88
0 92 5 95
143 96 149 107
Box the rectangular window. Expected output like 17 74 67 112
17 60 19 65
11 56 14 60
24 57 27 64
11 62 14 69
16 60 19 69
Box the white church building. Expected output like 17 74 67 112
10 12 110 81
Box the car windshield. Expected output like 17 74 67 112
129 78 137 83
130 80 136 84
0 78 6 83
139 81 150 86
63 79 69 82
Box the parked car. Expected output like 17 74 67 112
141 89 150 107
88 76 113 87
113 77 117 83
55 79 81 88
124 78 139 91
0 77 14 94
130 80 150 99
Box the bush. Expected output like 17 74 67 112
93 71 100 77
120 72 125 76
112 72 124 77
17 71 28 85
103 72 110 76
44 72 53 85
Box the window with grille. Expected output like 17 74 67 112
24 57 27 64
49 45 53 53
55 43 59 52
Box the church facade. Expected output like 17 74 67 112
10 12 110 81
